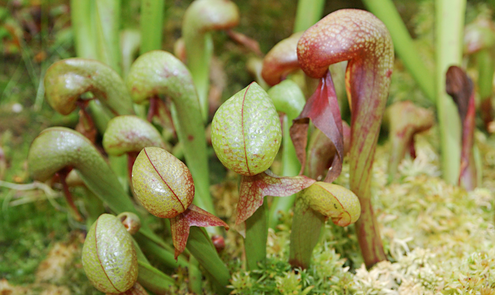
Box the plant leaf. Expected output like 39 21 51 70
305 122 351 181
236 170 315 225
171 204 229 259
290 71 344 183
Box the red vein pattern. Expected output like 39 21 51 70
171 204 229 259
236 170 315 225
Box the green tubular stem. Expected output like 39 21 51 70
81 187 105 229
188 256 203 294
108 155 129 194
435 0 465 184
28 128 180 269
95 0 122 74
70 0 97 59
87 100 113 133
477 49 494 100
267 80 305 228
183 0 239 121
188 32 212 121
187 227 230 294
28 128 136 215
294 0 325 33
126 51 215 217
267 116 300 227
288 194 324 269
362 0 436 103
140 0 165 54
44 58 134 116
245 202 268 271
134 233 190 270
137 260 176 293
134 239 177 292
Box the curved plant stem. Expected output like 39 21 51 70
140 0 165 54
44 58 134 116
28 128 184 270
435 0 465 185
28 128 136 215
294 0 325 33
362 0 435 102
183 0 239 120
126 50 216 218
297 9 394 268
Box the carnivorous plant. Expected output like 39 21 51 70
182 0 239 120
211 82 315 270
126 50 216 216
295 9 394 268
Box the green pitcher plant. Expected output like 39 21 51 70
126 50 216 217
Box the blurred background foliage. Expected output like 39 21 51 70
2 0 495 293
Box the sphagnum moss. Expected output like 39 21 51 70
227 131 495 294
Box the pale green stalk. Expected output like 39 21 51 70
95 0 122 74
435 0 465 184
70 0 97 59
188 256 203 294
289 192 324 269
362 0 436 102
183 0 239 120
245 202 268 271
140 0 165 54
120 29 141 78
267 80 305 228
187 227 230 294
294 0 325 33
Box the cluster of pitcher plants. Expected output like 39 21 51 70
19 0 490 293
